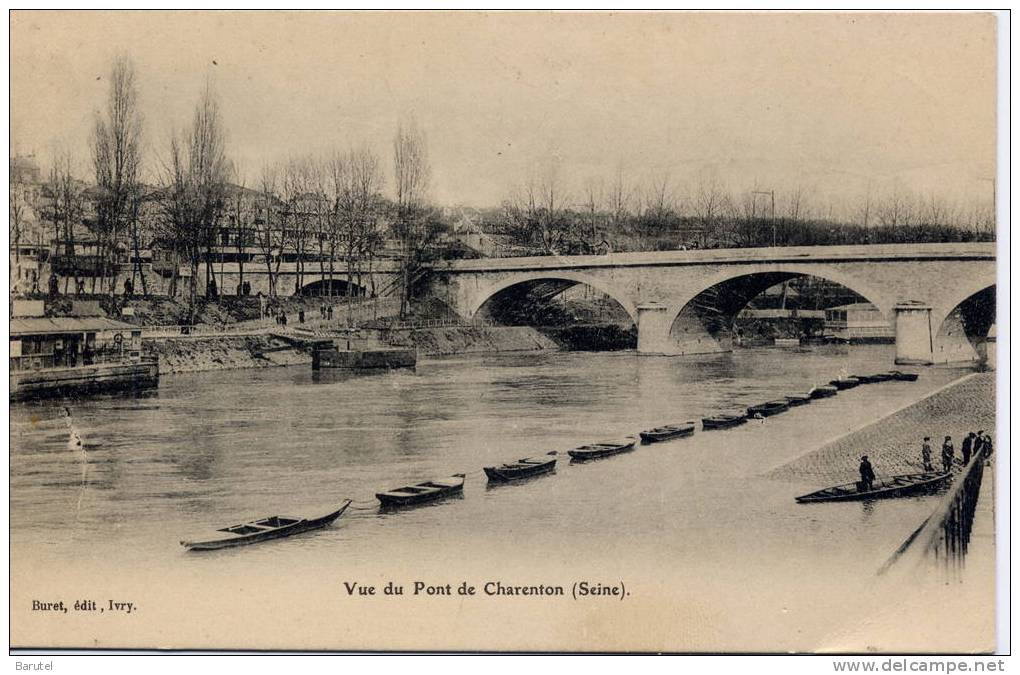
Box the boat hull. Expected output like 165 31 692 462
809 386 838 399
181 502 351 551
702 415 747 430
568 439 636 461
484 458 556 482
831 378 861 390
639 425 695 443
376 476 465 507
784 395 812 407
746 401 790 417
795 472 951 503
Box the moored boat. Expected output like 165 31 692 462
567 437 637 461
866 372 894 382
887 370 919 382
376 474 466 507
784 394 812 407
852 374 878 384
181 501 352 551
484 452 558 482
746 399 790 417
795 472 951 503
830 377 861 390
809 385 838 399
639 422 696 443
702 413 747 430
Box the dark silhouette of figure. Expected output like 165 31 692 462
961 432 975 465
921 437 934 472
858 455 876 492
941 436 955 473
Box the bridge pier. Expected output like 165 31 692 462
637 303 692 355
894 302 934 365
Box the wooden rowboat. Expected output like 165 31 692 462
887 370 919 382
181 501 352 551
376 474 466 507
568 438 637 461
795 472 951 503
484 452 558 482
809 385 838 398
702 413 747 430
865 372 894 382
640 422 696 443
830 377 861 390
784 394 812 407
747 400 790 417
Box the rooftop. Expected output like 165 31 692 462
11 316 139 337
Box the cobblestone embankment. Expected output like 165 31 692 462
769 371 995 483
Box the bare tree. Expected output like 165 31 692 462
254 163 286 298
392 117 435 317
90 54 143 296
693 172 725 247
158 81 229 320
46 152 87 294
228 164 257 295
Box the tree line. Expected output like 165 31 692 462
29 55 441 320
488 165 995 256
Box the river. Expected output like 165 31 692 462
10 345 976 651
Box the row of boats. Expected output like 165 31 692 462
180 367 922 551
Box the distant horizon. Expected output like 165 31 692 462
11 11 997 218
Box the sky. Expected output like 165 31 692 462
10 11 998 212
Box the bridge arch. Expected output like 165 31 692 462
662 266 894 355
298 278 367 298
931 284 996 364
467 271 639 324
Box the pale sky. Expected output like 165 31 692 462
10 11 998 212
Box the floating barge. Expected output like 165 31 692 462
10 307 158 401
11 360 159 402
312 346 416 371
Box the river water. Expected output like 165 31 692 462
10 345 976 651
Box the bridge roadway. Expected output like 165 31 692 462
425 243 997 364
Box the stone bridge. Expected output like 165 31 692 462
425 243 997 365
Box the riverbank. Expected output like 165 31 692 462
770 371 995 482
383 325 558 355
144 335 311 374
144 325 558 373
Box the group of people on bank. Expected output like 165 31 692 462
921 431 994 474
857 430 993 491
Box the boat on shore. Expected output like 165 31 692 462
639 422 696 443
181 501 352 551
795 472 951 503
809 385 838 399
376 474 466 507
567 438 637 461
484 453 558 482
865 372 894 382
746 400 790 417
830 377 861 390
784 394 812 407
887 370 919 382
702 413 747 430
